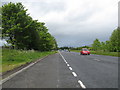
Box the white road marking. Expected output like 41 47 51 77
57 80 60 88
72 72 77 77
67 64 70 67
1 63 34 84
65 61 68 64
59 51 68 64
1 55 48 85
64 60 67 62
94 59 100 61
59 51 86 89
57 85 59 88
69 67 73 70
78 80 86 89
59 52 65 59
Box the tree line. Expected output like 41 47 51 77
1 2 58 51
92 28 120 52
61 28 120 52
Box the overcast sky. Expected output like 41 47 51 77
1 0 119 47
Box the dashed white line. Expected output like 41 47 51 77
67 64 70 67
72 72 77 77
78 80 86 89
57 85 59 88
59 51 86 89
65 61 68 64
69 67 73 70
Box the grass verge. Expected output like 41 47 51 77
90 51 119 57
1 49 57 73
70 50 119 57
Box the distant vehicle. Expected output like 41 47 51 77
64 49 70 52
80 48 90 55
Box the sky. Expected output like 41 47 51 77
1 0 119 47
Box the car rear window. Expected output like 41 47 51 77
82 48 88 51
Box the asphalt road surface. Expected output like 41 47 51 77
2 51 118 88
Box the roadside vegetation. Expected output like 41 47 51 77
1 2 58 51
1 49 57 73
91 28 120 52
1 2 58 73
60 28 120 57
90 51 118 57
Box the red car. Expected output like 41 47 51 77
80 48 90 55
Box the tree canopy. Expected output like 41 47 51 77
92 38 101 51
2 2 57 51
91 28 120 52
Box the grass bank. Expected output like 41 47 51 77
90 51 119 57
70 50 119 57
1 49 57 73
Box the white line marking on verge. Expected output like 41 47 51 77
78 80 86 89
69 67 73 70
72 72 77 77
1 55 48 85
1 63 34 84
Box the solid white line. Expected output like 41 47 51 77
59 51 68 64
64 60 67 62
69 67 73 70
72 72 77 77
1 63 34 84
78 80 86 89
1 55 48 85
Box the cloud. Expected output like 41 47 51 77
1 0 119 47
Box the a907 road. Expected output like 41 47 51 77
2 51 118 88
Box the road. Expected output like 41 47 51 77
2 51 118 88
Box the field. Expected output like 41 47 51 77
1 49 57 73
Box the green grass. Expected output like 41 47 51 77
1 49 57 73
70 50 119 57
90 51 119 57
70 50 80 53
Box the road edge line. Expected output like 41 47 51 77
1 53 56 85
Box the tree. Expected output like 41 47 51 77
101 42 106 51
2 2 30 49
110 28 120 52
105 40 112 52
92 38 101 51
2 2 57 51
